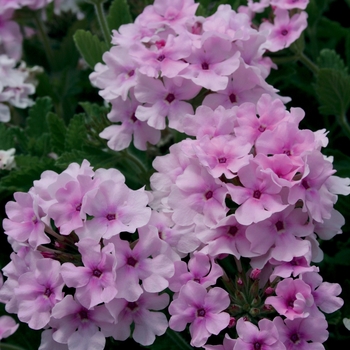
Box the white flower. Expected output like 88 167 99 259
0 148 16 170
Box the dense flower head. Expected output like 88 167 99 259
90 0 293 151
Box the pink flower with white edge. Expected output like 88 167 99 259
169 280 230 348
234 317 286 350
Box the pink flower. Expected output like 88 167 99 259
260 9 308 52
0 315 19 340
265 278 314 320
105 291 169 346
15 258 64 329
169 281 230 347
274 315 328 350
3 191 49 249
234 318 286 350
61 239 118 308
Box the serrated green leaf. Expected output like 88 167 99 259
27 134 51 157
26 97 53 138
47 112 67 154
73 29 108 69
317 49 348 73
315 68 350 116
65 113 88 151
0 124 15 150
107 0 133 31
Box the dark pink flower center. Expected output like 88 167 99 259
281 29 289 36
275 220 284 231
197 308 206 317
127 256 137 267
44 288 52 297
93 269 102 278
76 203 82 211
127 301 138 311
253 190 261 199
79 309 89 320
283 149 291 156
128 69 135 77
291 333 300 343
302 179 310 189
131 113 137 122
258 125 266 132
157 54 165 62
218 157 227 163
254 342 262 350
228 226 238 236
191 22 202 34
201 62 209 70
205 190 213 200
165 93 175 103
229 93 237 103
106 213 116 221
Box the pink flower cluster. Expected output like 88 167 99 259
0 161 173 349
90 0 292 151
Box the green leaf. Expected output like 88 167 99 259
14 155 41 168
65 114 87 151
73 29 108 69
0 159 57 193
47 112 67 154
27 134 51 157
56 147 116 170
315 68 350 116
26 97 53 138
317 49 348 73
0 124 15 150
107 0 133 31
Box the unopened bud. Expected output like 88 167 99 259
250 268 261 280
265 286 275 295
228 317 236 328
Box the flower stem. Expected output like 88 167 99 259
165 329 193 350
0 344 27 350
297 52 319 75
337 113 350 140
33 11 55 69
93 1 112 47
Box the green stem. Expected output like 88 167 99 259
122 149 148 175
337 113 350 140
0 344 27 350
166 329 193 350
94 1 112 47
33 11 55 69
297 52 319 75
